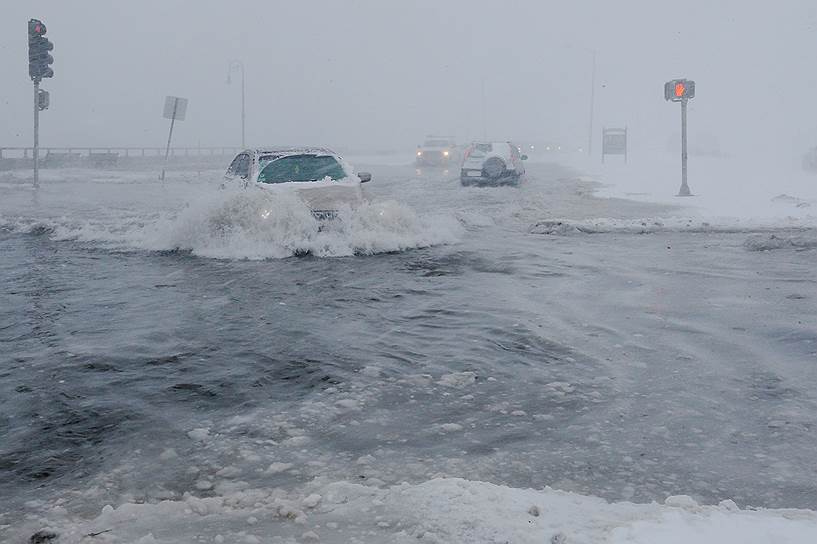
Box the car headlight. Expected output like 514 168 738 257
417 151 422 156
443 150 449 156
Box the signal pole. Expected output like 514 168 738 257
664 78 695 196
679 98 690 196
33 82 39 188
28 18 54 189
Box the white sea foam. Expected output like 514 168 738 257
2 186 463 259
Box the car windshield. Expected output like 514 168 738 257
424 140 451 147
258 154 282 170
257 154 346 183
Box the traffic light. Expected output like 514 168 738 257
28 19 54 82
664 78 695 102
38 89 50 111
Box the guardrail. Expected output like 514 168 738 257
0 146 242 159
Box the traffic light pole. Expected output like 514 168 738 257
33 81 40 189
678 98 691 196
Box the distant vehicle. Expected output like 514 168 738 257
460 141 527 186
803 147 817 172
223 147 371 216
416 137 458 166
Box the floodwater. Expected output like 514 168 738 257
1 159 816 539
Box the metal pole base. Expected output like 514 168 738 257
676 184 693 197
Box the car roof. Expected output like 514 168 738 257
470 141 513 147
249 146 339 157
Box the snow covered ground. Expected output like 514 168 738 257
11 478 817 543
572 150 817 225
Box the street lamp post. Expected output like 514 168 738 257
480 78 487 140
227 60 246 148
587 49 597 157
554 43 598 156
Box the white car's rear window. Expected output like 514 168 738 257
468 143 492 158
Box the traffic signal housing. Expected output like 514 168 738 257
28 19 54 82
38 89 50 111
664 78 695 102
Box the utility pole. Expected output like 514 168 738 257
227 60 246 148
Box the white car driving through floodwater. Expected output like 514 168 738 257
223 147 372 217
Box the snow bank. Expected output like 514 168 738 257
9 478 817 543
572 151 817 225
744 232 817 251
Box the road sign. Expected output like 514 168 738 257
160 96 189 181
163 96 188 121
602 127 627 163
664 78 695 196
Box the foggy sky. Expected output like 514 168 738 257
1 0 815 157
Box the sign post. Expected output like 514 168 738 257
664 78 695 196
160 96 188 182
602 127 627 163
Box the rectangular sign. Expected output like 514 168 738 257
602 129 627 155
163 96 188 121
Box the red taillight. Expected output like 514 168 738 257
463 147 471 160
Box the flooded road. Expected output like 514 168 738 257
1 160 816 541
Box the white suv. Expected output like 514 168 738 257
460 141 527 186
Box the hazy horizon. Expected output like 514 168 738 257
2 0 815 159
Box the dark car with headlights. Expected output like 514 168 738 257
415 137 458 166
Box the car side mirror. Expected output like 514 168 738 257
358 172 372 183
521 155 528 161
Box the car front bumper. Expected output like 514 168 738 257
416 152 452 165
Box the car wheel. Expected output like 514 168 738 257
460 177 471 186
483 157 506 179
